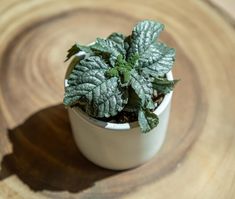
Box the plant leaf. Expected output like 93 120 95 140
64 56 127 117
140 42 176 77
138 109 159 133
91 38 126 66
130 70 154 109
86 78 128 118
65 44 93 61
152 77 179 94
128 20 164 57
124 86 141 112
64 20 177 134
108 33 125 46
124 35 131 51
105 54 138 86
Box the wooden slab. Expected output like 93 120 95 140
0 0 235 198
205 0 235 26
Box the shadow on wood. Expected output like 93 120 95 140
0 104 118 192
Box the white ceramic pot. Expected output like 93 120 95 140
65 53 173 170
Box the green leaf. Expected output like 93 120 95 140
152 77 179 94
124 86 141 112
64 19 178 134
130 70 154 109
128 20 164 57
127 53 139 68
105 54 138 85
105 67 119 78
65 56 80 78
65 44 93 61
138 109 159 133
124 35 131 51
108 33 125 46
140 42 175 77
64 56 127 117
86 78 128 118
91 38 126 66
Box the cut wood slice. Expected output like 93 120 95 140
0 0 235 198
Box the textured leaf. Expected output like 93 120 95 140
108 33 125 46
127 53 139 69
65 56 81 77
130 70 154 109
64 56 127 117
91 38 126 66
128 20 164 57
65 44 93 61
140 42 175 76
138 109 159 133
64 20 178 134
105 67 119 78
152 77 179 94
106 54 138 85
86 78 128 118
124 35 131 51
124 87 141 112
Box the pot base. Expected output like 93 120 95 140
68 102 171 170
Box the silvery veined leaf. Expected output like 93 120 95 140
64 56 127 117
128 20 164 57
138 108 159 133
139 42 175 77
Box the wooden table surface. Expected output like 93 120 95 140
0 0 235 198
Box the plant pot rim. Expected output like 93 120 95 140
64 52 173 131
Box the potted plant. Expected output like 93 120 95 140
64 20 178 170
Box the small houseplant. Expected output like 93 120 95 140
64 20 178 170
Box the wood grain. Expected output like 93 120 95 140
205 0 235 26
0 0 235 198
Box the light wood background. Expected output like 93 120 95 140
0 0 235 198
